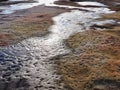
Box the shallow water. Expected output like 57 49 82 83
0 0 58 14
0 0 115 14
0 0 116 90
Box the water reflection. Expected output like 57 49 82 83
0 0 116 90
0 0 58 14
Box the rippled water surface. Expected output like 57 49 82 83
0 0 116 90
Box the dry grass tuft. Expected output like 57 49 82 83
56 11 120 90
